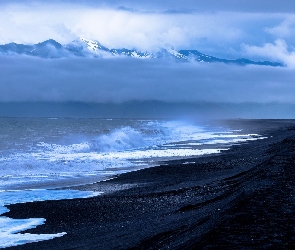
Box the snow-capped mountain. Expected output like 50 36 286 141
0 38 282 67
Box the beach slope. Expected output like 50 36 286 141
5 120 295 249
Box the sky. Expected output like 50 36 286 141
1 0 295 60
0 0 295 118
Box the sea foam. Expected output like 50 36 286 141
0 189 100 248
0 119 266 190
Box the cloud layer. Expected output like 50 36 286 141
0 2 295 61
0 5 249 51
243 39 295 68
1 56 295 104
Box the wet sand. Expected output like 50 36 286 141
4 119 295 249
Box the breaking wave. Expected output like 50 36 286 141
0 119 265 189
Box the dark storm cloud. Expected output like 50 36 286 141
0 56 294 104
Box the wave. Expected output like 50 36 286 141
0 119 265 189
37 121 207 153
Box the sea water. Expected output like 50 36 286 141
0 117 265 248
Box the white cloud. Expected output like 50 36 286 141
2 2 295 62
0 4 282 54
242 39 295 68
265 16 295 39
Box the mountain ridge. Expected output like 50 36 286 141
0 38 282 67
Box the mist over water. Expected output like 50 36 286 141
1 57 295 116
1 56 295 119
1 102 295 119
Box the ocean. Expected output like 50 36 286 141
0 117 265 247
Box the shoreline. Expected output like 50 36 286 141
0 118 261 192
4 119 295 249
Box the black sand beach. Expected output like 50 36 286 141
4 119 295 249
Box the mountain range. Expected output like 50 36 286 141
0 38 282 67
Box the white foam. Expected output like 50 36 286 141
0 147 225 186
0 119 267 191
0 127 266 190
0 217 66 248
0 189 101 248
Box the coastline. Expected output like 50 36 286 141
4 119 295 249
